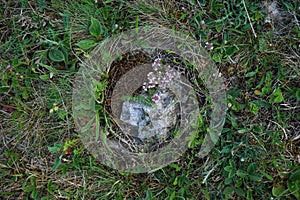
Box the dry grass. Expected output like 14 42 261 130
0 0 299 199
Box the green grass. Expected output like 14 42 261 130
1 0 299 199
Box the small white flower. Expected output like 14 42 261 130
153 65 159 71
152 93 161 103
156 73 162 80
142 82 148 91
154 58 161 64
147 71 154 78
152 58 161 70
173 70 180 78
148 83 155 88
163 76 171 83
205 42 214 51
265 16 271 23
212 72 221 77
147 72 156 82
159 82 167 90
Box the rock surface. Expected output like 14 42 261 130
120 91 179 141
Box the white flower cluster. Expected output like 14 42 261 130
143 58 180 104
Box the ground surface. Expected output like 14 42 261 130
0 0 299 199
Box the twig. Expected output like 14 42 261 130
269 120 288 140
291 11 300 30
292 134 300 141
202 163 218 184
242 0 257 38
280 104 300 110
250 132 267 152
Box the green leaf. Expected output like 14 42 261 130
135 16 139 31
227 113 238 128
225 46 238 56
224 166 233 172
38 63 58 73
47 180 54 194
165 187 173 195
287 180 300 199
41 196 54 200
212 53 222 62
289 169 300 181
272 184 286 197
173 176 178 186
58 110 68 120
251 100 271 108
0 86 10 93
245 71 257 78
104 0 115 4
249 102 260 115
236 170 248 178
247 163 256 174
95 81 108 92
22 185 35 192
169 191 176 200
235 178 243 187
223 186 235 195
269 89 284 103
30 187 38 199
296 88 300 101
48 143 63 153
237 129 249 134
227 28 245 35
260 170 273 181
261 72 273 95
60 46 68 68
247 189 253 200
89 17 102 39
227 89 242 98
52 157 61 170
48 48 65 62
224 177 232 184
259 39 266 51
249 174 262 182
235 187 245 197
76 39 97 50
39 74 50 80
145 190 153 200
169 163 182 172
58 190 71 198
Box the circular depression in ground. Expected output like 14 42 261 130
72 26 226 173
